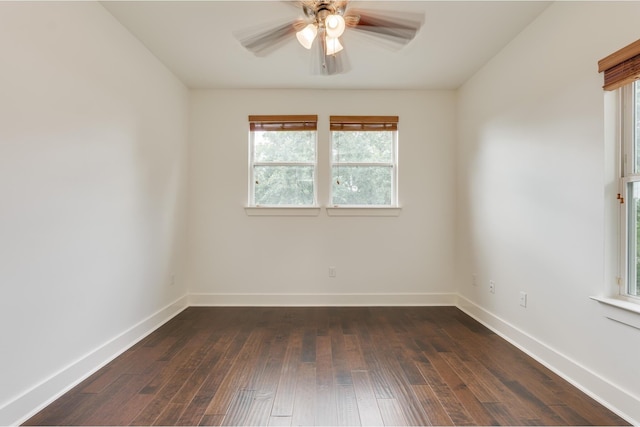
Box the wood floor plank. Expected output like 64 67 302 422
438 351 499 404
204 327 269 415
132 331 213 425
421 350 497 425
198 414 224 426
175 331 249 425
352 370 384 426
335 384 361 426
329 316 352 386
344 334 367 371
138 330 211 396
188 323 250 399
291 362 316 426
357 313 394 399
271 328 303 417
219 389 256 426
268 416 293 426
24 306 631 427
153 402 187 426
376 398 408 426
378 312 428 386
243 328 289 426
462 358 539 423
415 361 475 426
315 335 338 426
411 384 453 426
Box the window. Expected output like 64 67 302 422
620 81 640 298
248 115 317 207
330 116 398 206
599 38 640 302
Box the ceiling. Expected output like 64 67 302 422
101 1 551 90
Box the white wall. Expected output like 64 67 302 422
187 89 456 304
456 1 640 423
5 1 639 424
0 3 189 424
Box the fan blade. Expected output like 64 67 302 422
346 9 424 48
311 35 350 76
235 19 303 56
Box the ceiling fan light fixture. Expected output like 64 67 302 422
324 14 345 38
325 36 343 55
296 23 318 49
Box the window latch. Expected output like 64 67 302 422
617 193 625 204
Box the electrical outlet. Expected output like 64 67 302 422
170 274 175 287
519 291 527 307
489 280 495 294
472 274 477 286
329 267 336 278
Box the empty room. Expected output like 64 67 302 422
1 1 640 425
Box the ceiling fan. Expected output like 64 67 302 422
236 1 424 75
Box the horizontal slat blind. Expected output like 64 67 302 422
598 39 640 91
249 115 317 131
330 116 398 131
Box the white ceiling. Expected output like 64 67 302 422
102 0 551 90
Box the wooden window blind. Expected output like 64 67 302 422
248 115 317 131
330 116 399 131
598 39 640 91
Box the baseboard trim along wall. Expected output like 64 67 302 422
456 294 639 426
1 295 189 427
188 292 458 307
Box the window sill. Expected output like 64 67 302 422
326 207 402 217
244 206 321 217
590 296 640 330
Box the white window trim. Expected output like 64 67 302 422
330 129 399 207
243 206 401 217
244 206 321 216
591 297 640 330
326 206 402 217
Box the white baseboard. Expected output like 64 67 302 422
456 294 639 426
189 292 458 307
0 295 189 427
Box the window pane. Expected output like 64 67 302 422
254 131 315 162
332 166 392 205
254 166 314 205
332 131 393 163
627 181 640 297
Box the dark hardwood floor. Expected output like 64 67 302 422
24 306 629 426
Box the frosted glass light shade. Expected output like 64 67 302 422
325 14 346 38
296 24 317 49
325 36 343 55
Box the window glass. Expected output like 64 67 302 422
332 131 393 163
254 131 315 163
332 166 393 205
254 165 315 206
627 181 640 296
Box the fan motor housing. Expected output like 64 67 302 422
303 1 345 24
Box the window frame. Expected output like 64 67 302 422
248 115 318 208
618 81 640 301
329 116 399 208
